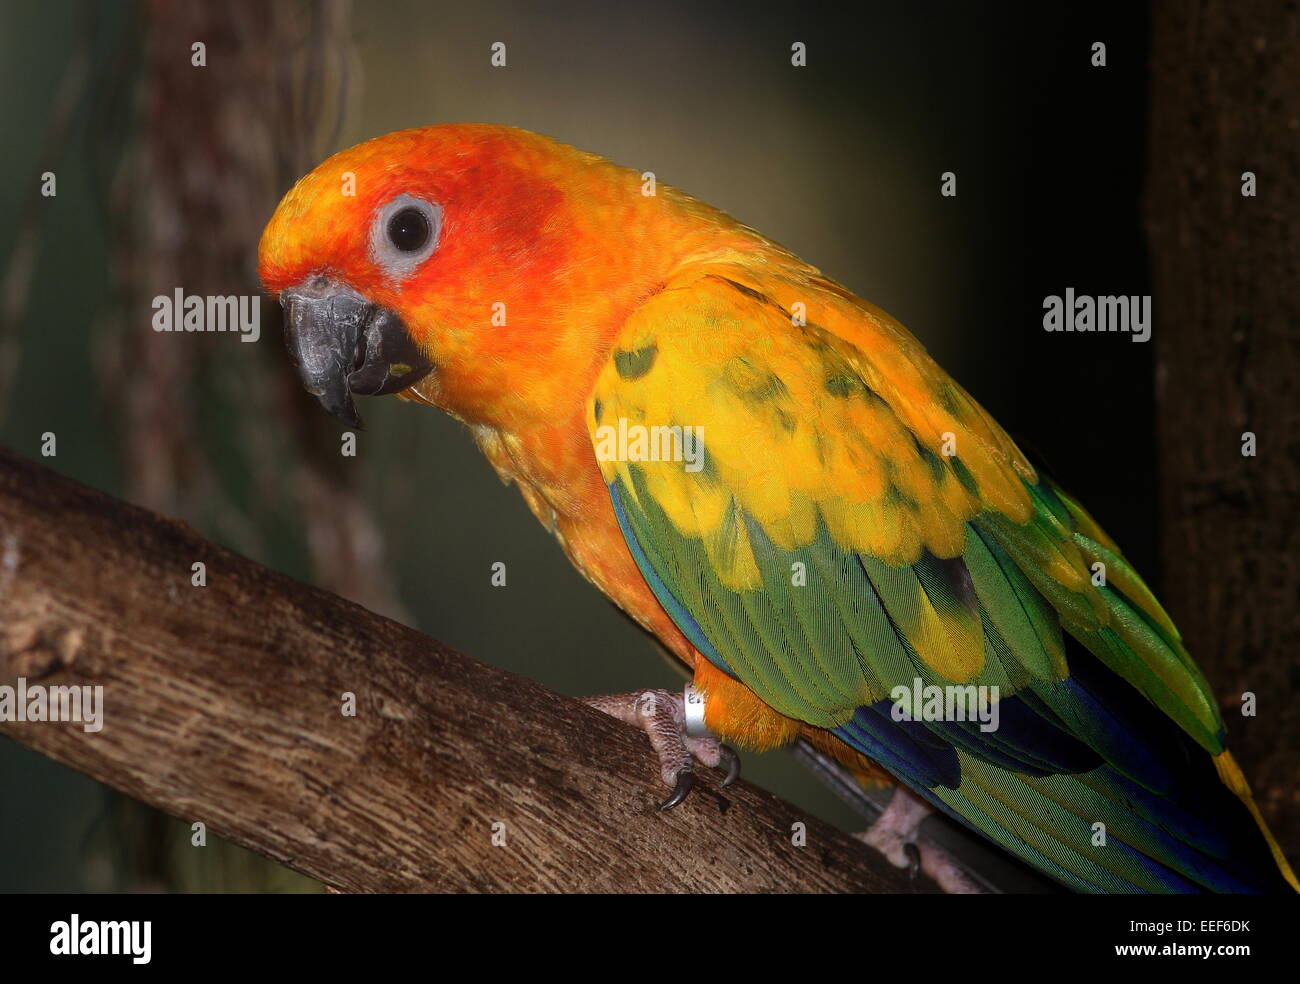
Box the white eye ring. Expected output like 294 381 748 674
369 193 442 281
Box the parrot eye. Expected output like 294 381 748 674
369 193 442 280
388 207 430 252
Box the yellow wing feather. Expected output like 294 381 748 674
590 263 1035 582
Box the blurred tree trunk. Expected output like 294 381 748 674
109 0 406 618
92 0 414 892
1146 0 1299 858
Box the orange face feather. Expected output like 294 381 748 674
261 124 744 431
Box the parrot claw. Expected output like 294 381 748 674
903 841 922 881
582 689 738 810
659 769 695 811
719 745 741 788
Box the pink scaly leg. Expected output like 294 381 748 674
856 785 985 894
583 690 740 810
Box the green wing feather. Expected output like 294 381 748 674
590 269 1291 892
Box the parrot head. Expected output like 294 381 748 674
259 123 714 429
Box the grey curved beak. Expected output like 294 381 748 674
280 278 433 428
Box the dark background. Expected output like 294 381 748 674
0 1 1159 890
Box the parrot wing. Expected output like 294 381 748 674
587 264 1294 893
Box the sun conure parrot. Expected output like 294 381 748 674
258 123 1297 894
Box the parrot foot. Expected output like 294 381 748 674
581 689 740 811
855 786 985 894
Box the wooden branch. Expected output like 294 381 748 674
0 446 914 893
